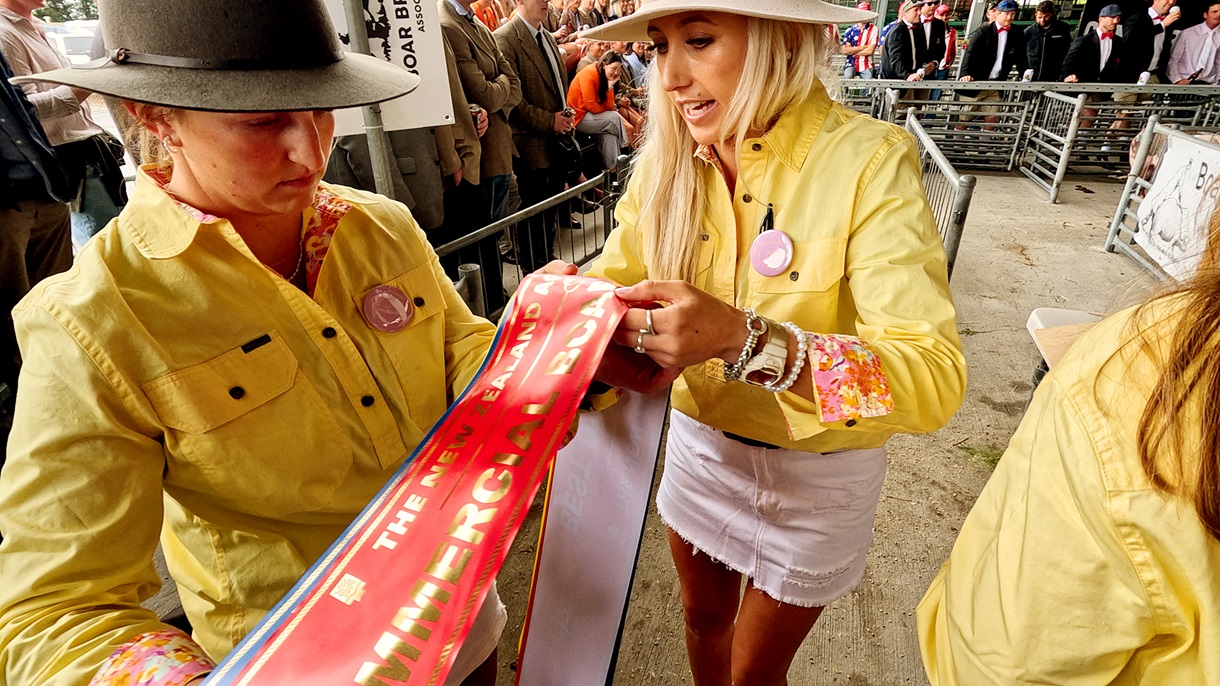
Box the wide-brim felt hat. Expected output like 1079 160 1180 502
11 0 419 112
579 0 877 42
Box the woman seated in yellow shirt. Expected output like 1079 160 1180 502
0 0 673 684
581 1 966 683
917 210 1220 679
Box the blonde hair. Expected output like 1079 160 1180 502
633 18 835 282
125 101 180 172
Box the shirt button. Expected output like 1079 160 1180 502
322 326 337 338
413 296 425 307
845 419 857 427
743 194 753 203
229 386 246 400
361 395 376 407
751 143 763 151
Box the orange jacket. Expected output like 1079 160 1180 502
471 0 501 29
566 64 616 126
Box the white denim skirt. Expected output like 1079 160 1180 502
658 411 887 607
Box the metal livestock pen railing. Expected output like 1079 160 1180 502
905 108 976 281
1019 92 1087 203
832 80 1220 180
1100 115 1220 282
435 156 634 319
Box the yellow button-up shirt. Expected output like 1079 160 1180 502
0 172 496 683
587 85 966 451
918 299 1220 683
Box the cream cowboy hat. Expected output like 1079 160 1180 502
10 0 419 112
579 0 876 42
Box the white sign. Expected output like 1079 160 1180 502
326 0 454 137
1136 134 1220 281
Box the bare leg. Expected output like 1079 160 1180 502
618 111 642 148
730 585 825 686
668 528 741 686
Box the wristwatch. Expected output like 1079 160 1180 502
741 319 789 387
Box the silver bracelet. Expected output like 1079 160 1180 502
763 322 808 393
722 308 765 382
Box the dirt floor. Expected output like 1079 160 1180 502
491 171 1160 685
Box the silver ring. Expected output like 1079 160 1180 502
634 330 646 353
644 309 656 336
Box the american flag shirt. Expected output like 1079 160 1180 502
842 22 879 73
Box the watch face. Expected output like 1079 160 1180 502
745 368 782 385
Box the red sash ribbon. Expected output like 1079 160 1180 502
206 274 628 686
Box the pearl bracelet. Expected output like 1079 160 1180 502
763 322 808 394
722 308 765 382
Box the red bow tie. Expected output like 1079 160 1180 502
1154 14 1165 21
997 25 1008 32
921 16 931 22
1100 30 1114 39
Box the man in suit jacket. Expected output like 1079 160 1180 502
1121 0 1180 83
545 0 579 43
917 0 949 86
961 0 1027 82
440 0 523 314
957 0 1027 126
1063 4 1125 136
577 0 600 28
1062 4 1125 83
494 0 577 272
880 0 930 80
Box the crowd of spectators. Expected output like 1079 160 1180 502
326 0 652 299
847 0 1220 91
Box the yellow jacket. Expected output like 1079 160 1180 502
918 299 1220 684
0 172 496 683
587 84 966 451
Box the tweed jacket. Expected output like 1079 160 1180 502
326 128 448 230
494 16 571 171
544 5 579 42
439 0 522 179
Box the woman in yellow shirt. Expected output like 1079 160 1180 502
582 0 966 683
0 0 673 683
917 211 1220 681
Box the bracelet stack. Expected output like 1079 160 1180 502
762 321 809 394
722 308 765 382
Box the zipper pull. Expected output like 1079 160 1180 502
759 203 774 235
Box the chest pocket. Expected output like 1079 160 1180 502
356 261 451 432
142 332 353 516
747 237 847 295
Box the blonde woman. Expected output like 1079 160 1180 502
581 1 966 683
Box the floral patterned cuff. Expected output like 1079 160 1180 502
806 333 894 423
91 628 215 686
